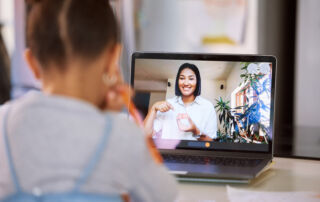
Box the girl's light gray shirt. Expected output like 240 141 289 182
0 91 177 202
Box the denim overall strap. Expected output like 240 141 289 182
2 105 22 192
72 114 113 192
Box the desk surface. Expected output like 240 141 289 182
177 157 320 202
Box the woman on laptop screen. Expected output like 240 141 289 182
144 63 217 141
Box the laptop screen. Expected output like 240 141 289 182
131 53 276 153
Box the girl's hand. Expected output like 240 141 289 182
105 83 131 111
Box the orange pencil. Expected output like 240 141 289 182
120 87 143 127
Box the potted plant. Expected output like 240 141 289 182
214 62 271 144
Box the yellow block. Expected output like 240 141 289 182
202 35 236 45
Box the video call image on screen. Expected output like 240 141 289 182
133 59 273 148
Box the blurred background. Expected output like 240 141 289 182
0 0 319 159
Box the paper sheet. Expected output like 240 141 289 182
227 186 320 202
176 198 215 202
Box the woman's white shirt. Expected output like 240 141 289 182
154 96 217 140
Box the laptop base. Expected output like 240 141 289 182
177 176 250 184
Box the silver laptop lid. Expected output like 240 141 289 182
131 52 276 155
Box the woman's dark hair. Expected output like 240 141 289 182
175 63 201 97
26 0 119 70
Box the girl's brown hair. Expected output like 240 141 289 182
26 0 119 70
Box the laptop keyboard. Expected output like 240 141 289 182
162 154 262 167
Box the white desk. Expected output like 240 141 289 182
177 157 320 202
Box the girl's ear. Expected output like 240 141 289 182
24 48 42 80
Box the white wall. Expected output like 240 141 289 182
294 0 320 157
134 80 167 92
295 0 320 128
0 0 14 55
149 92 166 110
138 0 186 52
1 0 41 98
9 0 40 98
165 78 176 100
225 63 242 106
138 0 258 54
117 0 135 82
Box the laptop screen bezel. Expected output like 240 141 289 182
131 52 276 155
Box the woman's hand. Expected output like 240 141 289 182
197 135 213 141
143 101 173 136
152 101 174 113
176 114 213 141
176 113 198 133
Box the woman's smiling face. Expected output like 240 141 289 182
178 68 197 97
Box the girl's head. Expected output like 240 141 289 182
175 63 201 98
26 0 119 68
25 0 121 108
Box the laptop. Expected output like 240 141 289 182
131 52 276 183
